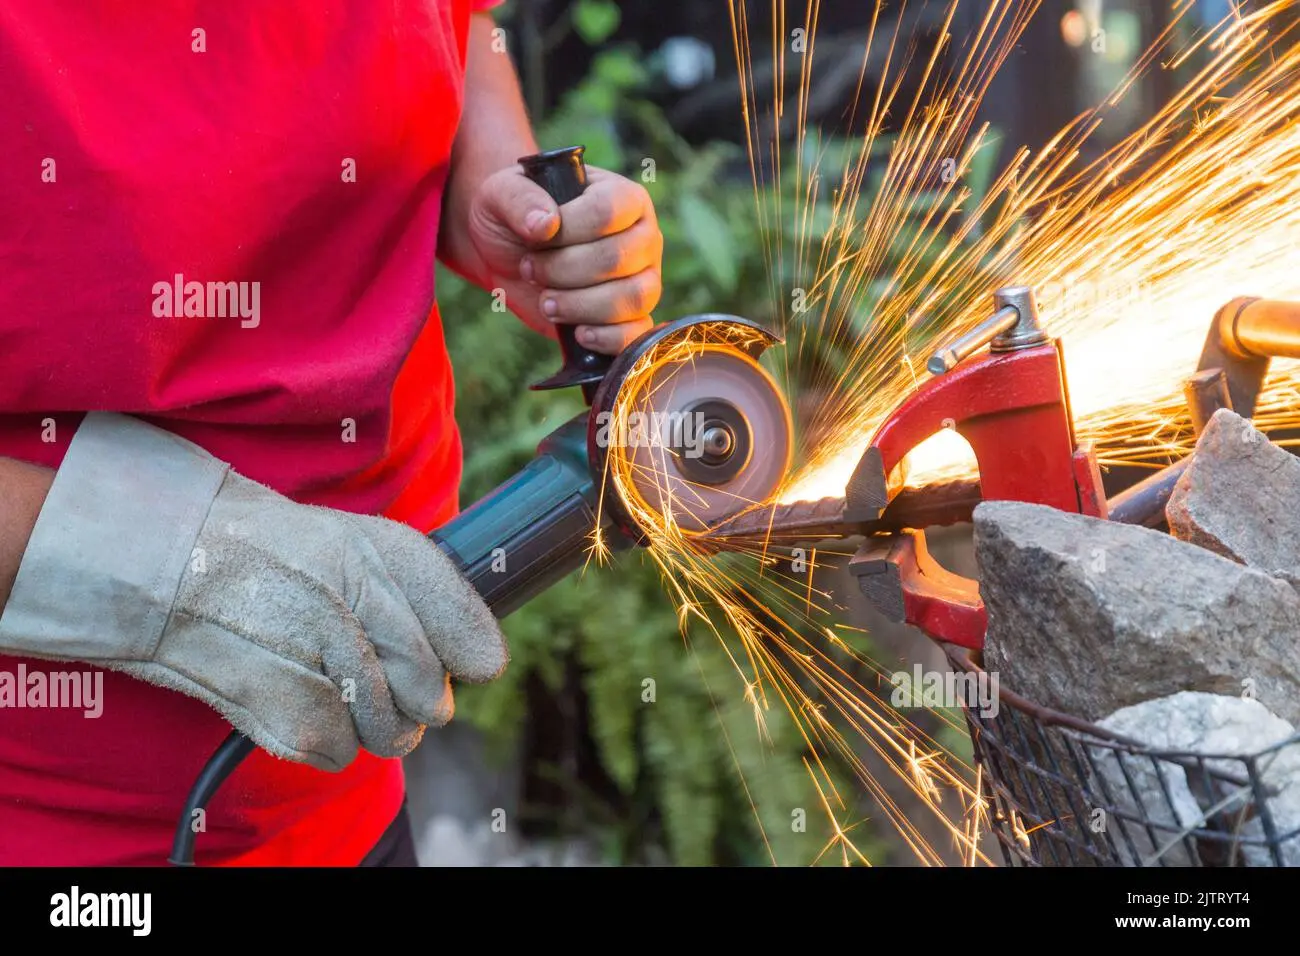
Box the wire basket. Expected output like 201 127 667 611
943 645 1300 867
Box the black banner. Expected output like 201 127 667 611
0 865 1276 941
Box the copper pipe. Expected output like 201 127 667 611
1218 296 1300 360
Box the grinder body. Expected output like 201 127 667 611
430 414 630 617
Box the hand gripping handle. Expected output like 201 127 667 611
520 146 614 403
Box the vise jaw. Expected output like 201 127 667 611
847 287 1106 650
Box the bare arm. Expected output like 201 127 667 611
0 458 54 611
437 12 539 288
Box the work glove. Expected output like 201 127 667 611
0 413 508 771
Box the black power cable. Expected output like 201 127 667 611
169 730 257 866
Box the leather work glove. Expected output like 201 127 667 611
0 413 508 771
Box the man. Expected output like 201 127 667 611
0 1 662 865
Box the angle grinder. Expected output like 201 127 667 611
169 146 793 865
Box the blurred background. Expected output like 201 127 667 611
406 0 1254 866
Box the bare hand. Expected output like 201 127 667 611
467 165 663 354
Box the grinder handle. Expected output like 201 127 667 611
429 414 625 617
521 146 614 402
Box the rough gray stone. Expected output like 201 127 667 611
974 500 1300 726
1167 408 1300 583
1090 692 1300 866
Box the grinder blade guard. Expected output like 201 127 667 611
589 315 793 537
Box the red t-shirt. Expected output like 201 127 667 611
0 0 498 865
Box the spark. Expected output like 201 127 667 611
961 764 990 868
1009 810 1033 850
808 760 875 866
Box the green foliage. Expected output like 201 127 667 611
571 0 621 45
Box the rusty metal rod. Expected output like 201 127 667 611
1183 368 1233 436
1103 457 1191 528
703 477 983 546
705 456 1192 549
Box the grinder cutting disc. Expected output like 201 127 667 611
620 344 792 533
